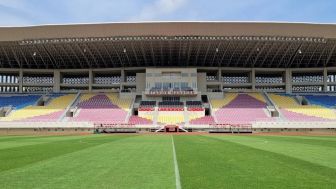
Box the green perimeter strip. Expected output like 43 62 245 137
174 135 336 189
206 135 336 169
0 135 133 172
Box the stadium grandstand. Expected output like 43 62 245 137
0 22 336 134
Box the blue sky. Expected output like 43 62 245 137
0 0 335 26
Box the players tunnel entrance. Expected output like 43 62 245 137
164 125 179 132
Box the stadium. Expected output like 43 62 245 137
0 21 336 188
0 22 335 134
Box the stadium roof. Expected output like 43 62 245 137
0 22 336 69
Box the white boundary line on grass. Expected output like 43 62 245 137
171 135 182 189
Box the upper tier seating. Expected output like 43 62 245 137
149 87 195 95
94 76 121 84
1 94 76 121
304 95 336 108
62 77 89 84
23 76 54 84
70 94 131 123
212 93 274 124
126 76 136 82
206 76 218 81
222 76 249 83
256 76 283 84
269 94 336 121
292 75 323 83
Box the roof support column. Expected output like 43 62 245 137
285 69 292 94
323 67 328 92
53 70 60 93
89 69 93 92
251 68 256 91
19 69 23 93
219 69 223 91
121 69 125 91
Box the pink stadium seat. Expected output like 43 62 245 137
128 116 152 125
70 94 128 123
190 116 215 125
215 94 275 124
22 111 64 122
281 109 328 122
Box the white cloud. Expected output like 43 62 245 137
130 0 188 21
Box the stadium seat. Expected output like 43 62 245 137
128 115 152 125
304 95 336 108
0 95 40 109
212 93 274 124
70 93 132 124
269 94 336 121
157 113 184 124
1 94 76 121
210 93 238 111
189 116 215 125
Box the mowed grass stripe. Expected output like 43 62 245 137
252 135 336 148
209 135 336 169
0 135 131 172
0 135 60 143
174 135 336 189
0 135 176 189
0 135 97 150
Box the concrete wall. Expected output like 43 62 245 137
197 72 207 93
136 73 146 93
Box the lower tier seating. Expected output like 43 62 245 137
270 94 336 121
157 114 184 124
210 93 238 111
0 95 40 109
304 95 336 108
128 116 152 125
139 101 156 111
158 101 184 111
186 101 203 111
1 94 76 121
213 93 274 124
70 94 131 123
189 116 215 125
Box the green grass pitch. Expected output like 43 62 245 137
0 134 335 189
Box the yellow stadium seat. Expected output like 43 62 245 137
210 93 238 111
248 93 267 103
106 93 132 111
270 94 336 120
188 111 204 121
157 114 184 124
1 94 76 121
